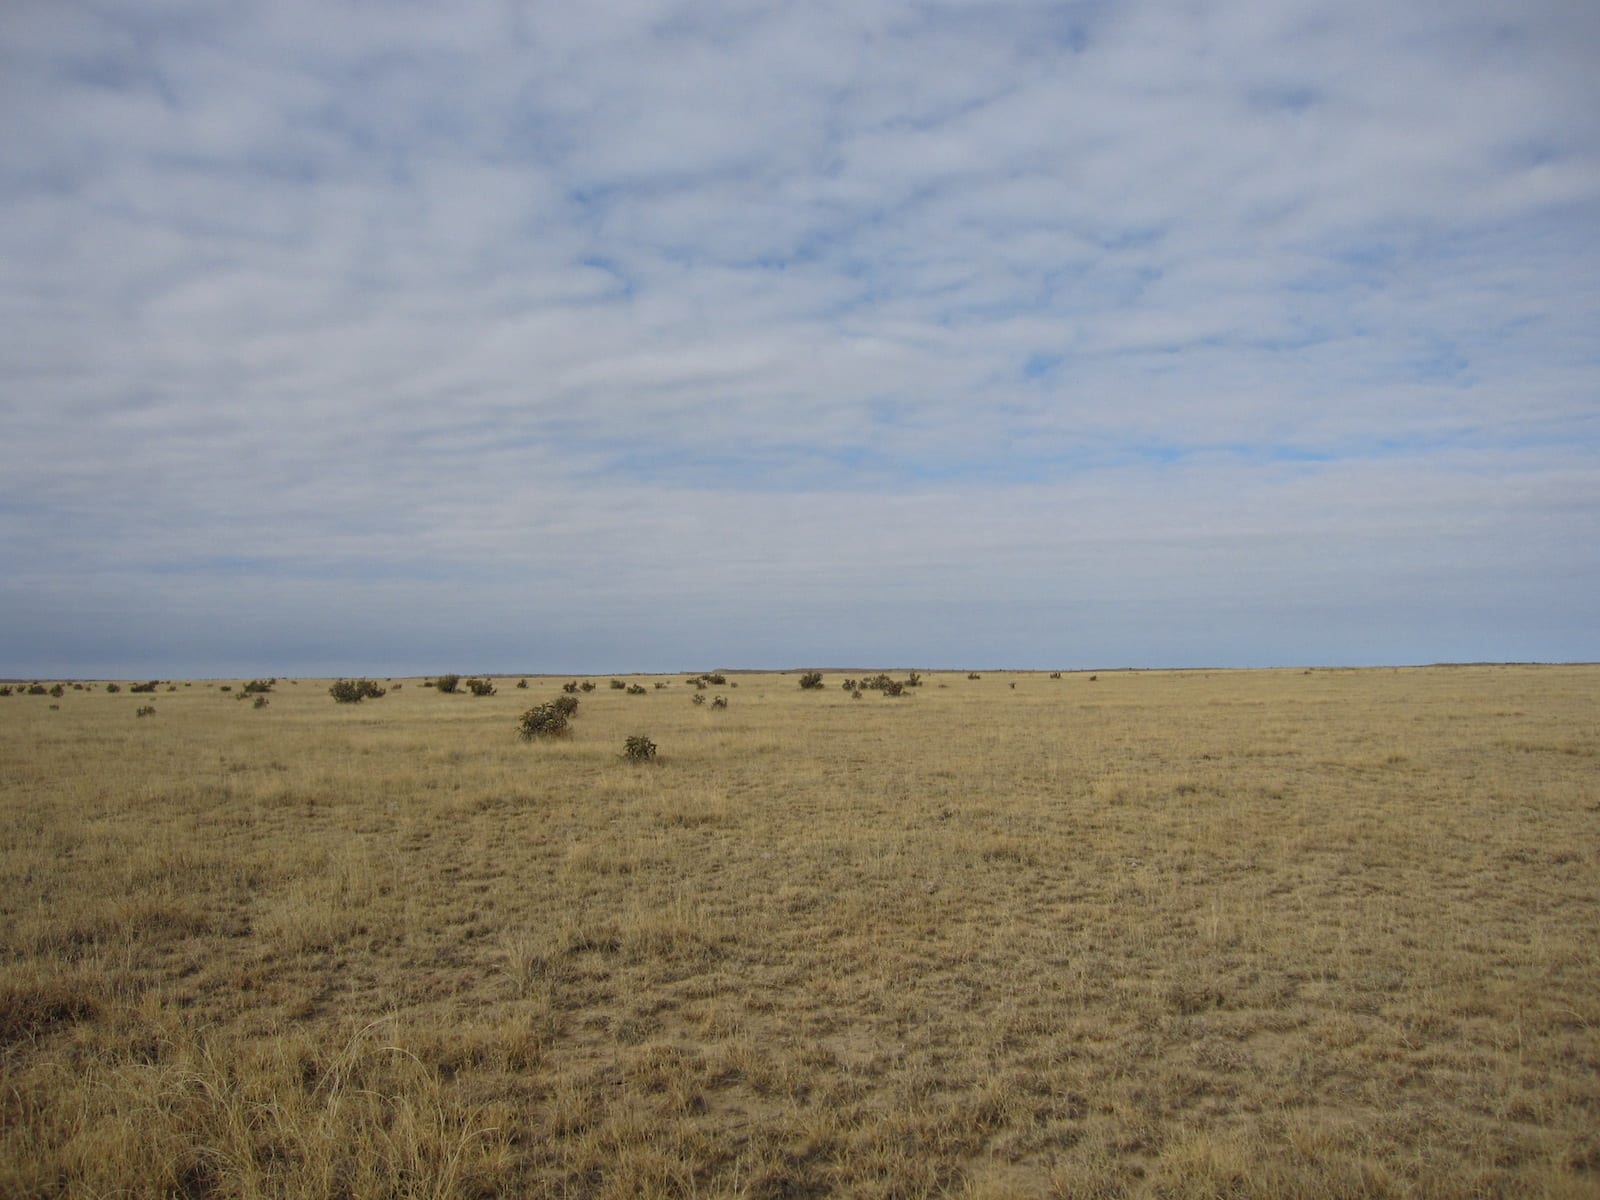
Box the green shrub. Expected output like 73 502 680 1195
562 681 578 693
103 682 119 693
242 679 275 694
882 680 905 697
329 678 386 703
466 677 496 697
516 704 568 739
626 684 647 695
798 672 824 690
623 734 656 761
49 684 65 698
554 695 579 717
579 681 596 693
26 684 47 695
436 674 461 694
129 681 159 693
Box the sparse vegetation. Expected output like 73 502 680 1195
1 666 1596 1198
465 677 496 697
241 679 275 694
610 679 627 690
553 695 579 717
579 681 596 693
711 695 728 709
134 704 155 717
435 674 460 694
129 681 159 693
517 679 529 689
626 683 647 695
691 693 706 706
623 733 657 761
798 671 824 689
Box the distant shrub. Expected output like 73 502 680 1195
49 684 65 697
623 734 657 762
219 685 232 692
692 693 706 706
253 695 269 709
0 686 11 696
466 677 496 697
798 672 824 690
135 705 156 718
329 678 386 703
26 684 47 695
610 679 627 690
130 681 158 694
905 672 922 687
842 678 858 691
711 695 728 710
517 679 529 689
72 683 84 691
654 681 666 689
517 704 569 739
579 680 596 692
562 681 578 693
436 674 461 694
242 679 275 694
422 679 436 688
851 689 863 699
391 682 402 690
554 694 579 717
1050 671 1062 679
1089 674 1098 682
967 673 981 680
882 680 905 697
626 684 647 695
166 685 176 692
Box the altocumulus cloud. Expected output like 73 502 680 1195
1 0 1596 677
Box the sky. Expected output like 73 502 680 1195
1 0 1597 678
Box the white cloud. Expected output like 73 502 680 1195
1 0 1596 674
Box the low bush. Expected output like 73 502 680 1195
711 695 728 709
798 672 824 690
26 684 47 695
623 734 657 761
692 693 706 706
253 695 269 709
466 677 496 697
562 681 578 693
135 705 156 718
105 683 120 693
967 672 981 680
435 674 461 694
329 678 386 703
130 681 159 694
554 695 579 717
517 704 569 739
0 686 11 696
579 681 596 692
49 684 65 698
610 679 627 690
626 684 647 695
517 679 529 689
242 679 275 694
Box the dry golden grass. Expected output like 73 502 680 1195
1 665 1597 1198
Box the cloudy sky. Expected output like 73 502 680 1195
2 0 1596 677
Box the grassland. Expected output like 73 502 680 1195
2 665 1597 1198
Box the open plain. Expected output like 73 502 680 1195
2 665 1597 1198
